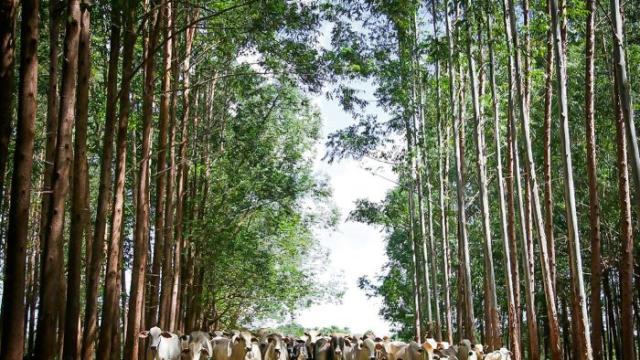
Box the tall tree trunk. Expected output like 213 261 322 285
124 3 159 358
97 1 137 356
520 168 539 359
504 80 523 360
39 0 62 242
0 0 17 205
611 24 635 359
34 0 81 357
82 2 120 357
170 14 196 331
37 0 61 317
433 0 453 343
410 13 432 335
147 0 172 327
542 0 556 294
549 0 593 357
485 6 521 357
464 3 499 349
610 0 640 220
584 0 603 357
0 0 38 357
502 0 562 357
445 0 474 342
63 1 90 358
159 24 178 330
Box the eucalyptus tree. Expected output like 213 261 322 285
0 0 39 358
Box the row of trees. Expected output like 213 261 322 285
327 0 638 359
0 0 338 359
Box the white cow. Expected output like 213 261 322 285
138 326 182 360
483 348 511 360
210 331 258 360
247 339 264 360
181 331 214 360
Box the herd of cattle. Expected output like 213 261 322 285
137 327 513 360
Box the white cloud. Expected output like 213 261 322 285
289 79 396 335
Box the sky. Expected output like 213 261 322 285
240 22 397 336
291 85 395 335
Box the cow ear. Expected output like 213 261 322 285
161 332 173 338
138 331 150 338
344 339 351 347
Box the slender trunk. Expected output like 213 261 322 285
612 38 635 360
35 6 61 342
583 0 603 357
62 1 90 358
407 178 422 341
0 0 38 357
521 168 539 359
34 0 81 357
38 0 61 254
464 4 498 349
502 0 562 356
147 0 172 328
485 7 521 358
171 15 196 331
505 95 523 354
82 2 120 357
159 39 178 331
410 12 433 336
550 0 593 357
97 1 136 356
611 0 640 220
0 0 17 204
445 0 474 342
124 3 159 358
542 0 556 294
434 0 453 341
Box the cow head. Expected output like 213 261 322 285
331 336 346 360
232 331 258 355
138 326 172 352
291 339 309 360
361 338 377 360
304 331 322 360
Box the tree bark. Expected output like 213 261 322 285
445 0 474 343
159 19 178 329
38 0 61 261
124 2 159 358
0 0 17 205
549 0 593 357
34 0 81 357
147 0 172 328
0 0 38 357
82 2 120 357
62 1 90 358
584 0 603 357
464 4 499 349
542 0 556 294
97 1 137 356
170 14 196 331
610 0 640 221
487 8 521 358
410 13 431 336
611 23 635 358
502 0 562 357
